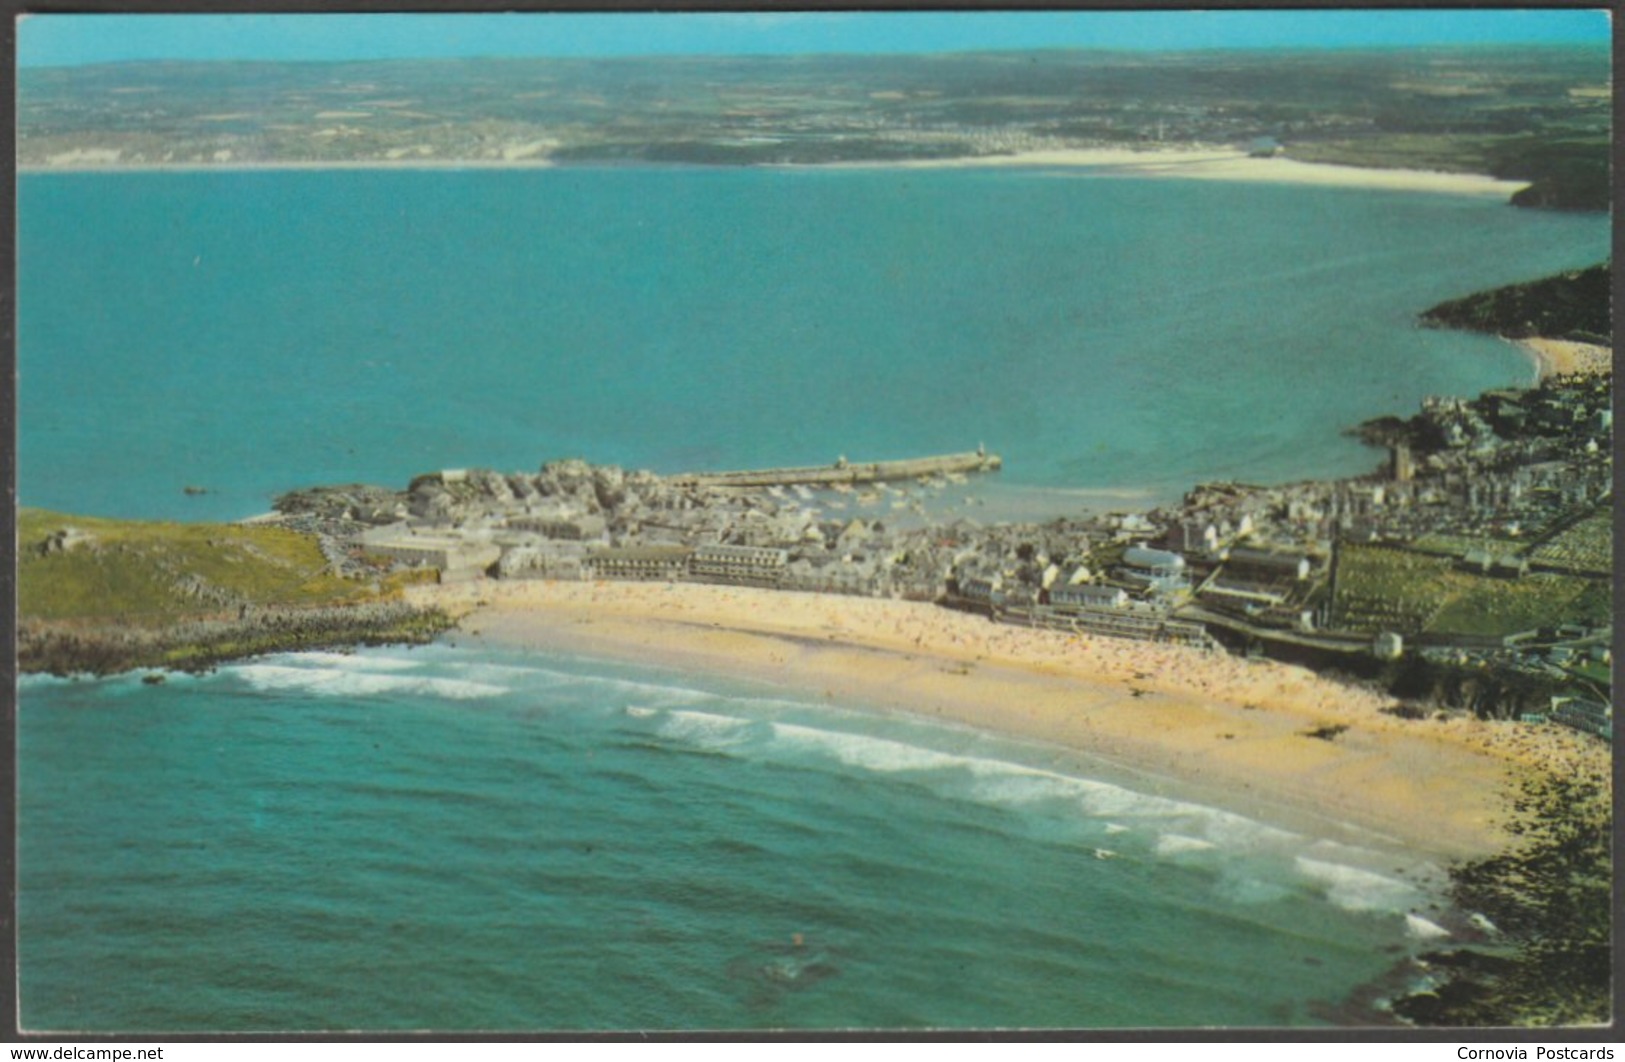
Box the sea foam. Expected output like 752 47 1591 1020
1295 857 1424 914
230 663 507 701
770 720 977 774
1405 913 1451 939
1157 834 1220 856
649 707 762 748
594 677 1443 924
263 650 422 672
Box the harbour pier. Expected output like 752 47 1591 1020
671 447 1001 490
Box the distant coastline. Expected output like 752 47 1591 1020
799 147 1533 198
17 146 1533 199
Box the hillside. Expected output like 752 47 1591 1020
1421 263 1612 342
17 509 452 674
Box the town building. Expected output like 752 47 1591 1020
1049 583 1129 610
689 544 790 587
356 524 502 581
1117 545 1188 594
505 513 607 541
583 545 693 582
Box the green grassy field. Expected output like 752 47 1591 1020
1409 532 1523 558
19 509 450 674
18 508 405 623
1285 133 1502 174
1332 541 1609 637
1427 572 1610 637
1528 510 1613 574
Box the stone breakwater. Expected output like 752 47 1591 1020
669 449 1001 489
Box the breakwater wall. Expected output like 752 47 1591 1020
671 449 1001 489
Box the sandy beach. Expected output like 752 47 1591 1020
816 146 1532 198
1517 337 1614 381
21 145 1530 199
408 579 1608 865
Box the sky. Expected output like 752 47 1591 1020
16 9 1614 68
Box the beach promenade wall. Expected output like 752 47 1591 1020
671 450 1001 489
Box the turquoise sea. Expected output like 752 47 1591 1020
17 168 1609 520
23 644 1449 1031
15 168 1610 1031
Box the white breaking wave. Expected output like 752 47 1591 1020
1157 834 1219 856
766 722 1302 856
1296 857 1424 914
400 647 717 706
18 672 81 689
770 720 991 774
1405 913 1451 940
468 663 731 714
230 664 507 701
264 650 422 672
570 674 715 706
1213 874 1294 906
962 769 1103 808
651 707 760 748
439 660 584 680
1069 780 1307 864
624 699 1439 916
770 723 1144 812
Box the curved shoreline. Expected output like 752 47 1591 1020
409 579 1609 866
1515 336 1615 381
803 147 1532 198
18 147 1532 198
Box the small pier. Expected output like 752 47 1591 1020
671 448 1002 490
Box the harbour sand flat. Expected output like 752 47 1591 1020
411 580 1608 864
23 146 1530 199
813 147 1532 198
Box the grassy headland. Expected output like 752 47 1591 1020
17 508 454 675
1422 263 1612 343
1286 133 1611 212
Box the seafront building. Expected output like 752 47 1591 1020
584 545 693 582
356 524 502 583
689 544 791 587
1116 546 1188 595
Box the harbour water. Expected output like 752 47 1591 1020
17 167 1608 521
15 167 1609 1030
